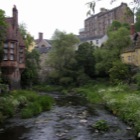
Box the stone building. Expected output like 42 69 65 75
0 6 25 89
79 2 134 46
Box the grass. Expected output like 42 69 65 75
73 83 140 133
0 90 54 121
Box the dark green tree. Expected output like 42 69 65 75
21 49 40 87
109 60 131 84
19 23 40 87
75 42 95 78
47 30 79 86
0 9 7 62
135 8 140 31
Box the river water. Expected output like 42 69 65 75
0 92 136 140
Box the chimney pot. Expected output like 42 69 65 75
39 32 43 41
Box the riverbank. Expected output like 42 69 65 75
0 90 54 122
73 83 140 135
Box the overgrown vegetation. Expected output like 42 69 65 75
0 90 54 121
74 83 140 133
92 120 109 131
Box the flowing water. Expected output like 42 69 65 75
0 92 136 140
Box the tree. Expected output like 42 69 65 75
75 42 95 78
21 49 40 87
19 23 34 50
46 30 79 86
135 8 140 31
86 1 95 16
0 9 7 62
109 60 131 84
106 27 131 53
94 22 131 77
19 23 40 87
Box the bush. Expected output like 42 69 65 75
38 95 54 111
21 108 33 119
92 120 109 131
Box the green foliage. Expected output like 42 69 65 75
0 90 54 122
106 27 131 52
38 95 54 111
73 84 103 104
59 77 73 86
19 23 34 49
107 20 122 33
0 9 7 62
0 96 16 117
76 42 95 78
92 120 109 131
32 84 63 92
135 8 140 32
21 49 40 87
47 30 79 85
109 61 131 84
133 72 140 88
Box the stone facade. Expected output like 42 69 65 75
79 3 134 40
0 6 25 89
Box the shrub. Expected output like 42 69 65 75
59 77 73 86
92 120 109 131
38 95 54 111
21 108 33 119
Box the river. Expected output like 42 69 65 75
0 92 136 140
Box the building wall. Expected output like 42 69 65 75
80 3 134 39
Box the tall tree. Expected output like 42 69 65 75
47 30 79 85
0 9 7 62
75 42 95 78
19 23 40 87
135 8 140 31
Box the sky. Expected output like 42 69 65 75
0 0 134 39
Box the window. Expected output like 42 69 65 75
10 49 14 54
41 45 45 47
4 49 8 53
19 58 23 63
10 54 14 60
4 43 8 48
10 43 14 48
96 40 99 44
128 56 131 62
3 54 8 60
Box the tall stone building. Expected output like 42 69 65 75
0 6 26 89
79 2 134 45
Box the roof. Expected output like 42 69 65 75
35 46 51 54
79 35 105 42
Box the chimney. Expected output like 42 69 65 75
100 8 108 13
39 32 43 41
12 5 18 27
130 23 135 35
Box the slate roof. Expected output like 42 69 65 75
79 35 104 42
